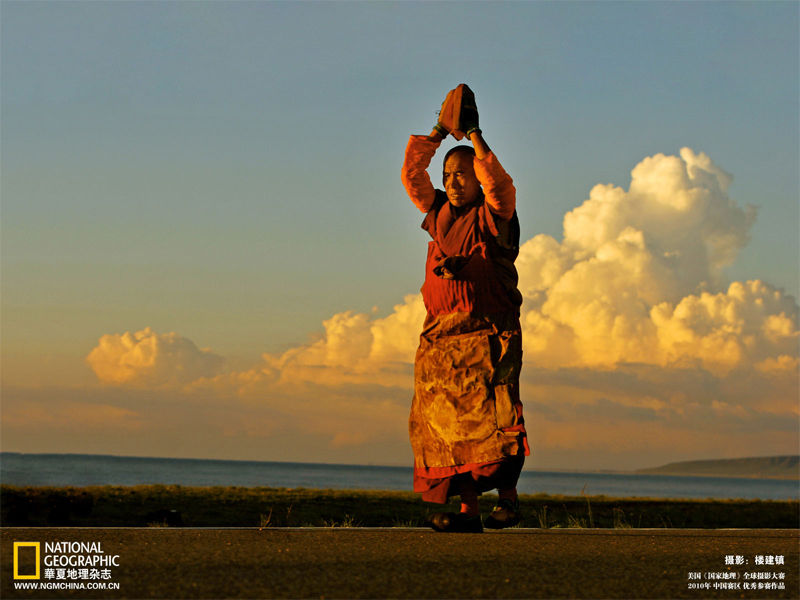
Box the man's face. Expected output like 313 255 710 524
443 152 481 208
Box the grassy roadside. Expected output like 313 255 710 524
1 484 798 528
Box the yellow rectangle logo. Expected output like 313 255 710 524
13 542 40 579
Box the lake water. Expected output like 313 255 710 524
1 453 797 500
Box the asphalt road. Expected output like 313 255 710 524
3 528 798 599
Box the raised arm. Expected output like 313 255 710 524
469 130 516 221
457 90 516 221
401 130 444 213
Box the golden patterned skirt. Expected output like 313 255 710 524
409 312 529 502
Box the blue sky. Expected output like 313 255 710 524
2 1 798 468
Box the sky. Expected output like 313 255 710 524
2 1 798 472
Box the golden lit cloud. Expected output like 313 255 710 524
249 294 425 390
516 148 795 373
651 281 798 375
86 327 224 387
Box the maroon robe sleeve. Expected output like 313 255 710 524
474 152 516 221
401 135 442 213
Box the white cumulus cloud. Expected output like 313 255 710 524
517 148 794 373
256 294 426 389
86 327 224 387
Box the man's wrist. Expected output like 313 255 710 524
432 123 449 138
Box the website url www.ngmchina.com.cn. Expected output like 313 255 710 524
13 582 120 591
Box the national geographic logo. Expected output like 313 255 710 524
12 541 120 581
13 542 40 579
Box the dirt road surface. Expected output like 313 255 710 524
3 527 797 599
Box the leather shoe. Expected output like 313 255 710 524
426 511 483 533
484 498 521 529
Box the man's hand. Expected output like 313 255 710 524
432 87 457 139
437 86 466 140
428 84 485 150
459 85 480 137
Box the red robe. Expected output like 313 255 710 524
402 135 529 503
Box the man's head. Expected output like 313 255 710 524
442 146 480 208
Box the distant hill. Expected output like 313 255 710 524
636 456 799 480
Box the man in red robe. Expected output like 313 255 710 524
402 85 529 533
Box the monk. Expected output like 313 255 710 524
402 85 529 533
